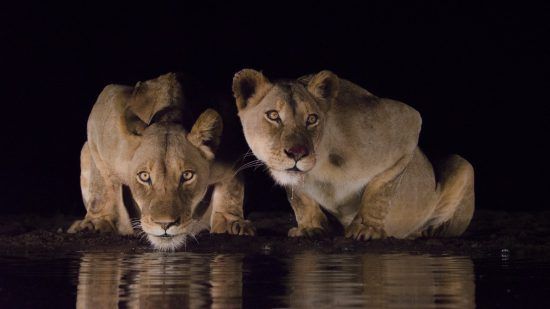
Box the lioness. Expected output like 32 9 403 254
232 69 474 240
69 73 254 250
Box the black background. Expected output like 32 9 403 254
1 1 548 215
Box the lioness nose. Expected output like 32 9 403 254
284 145 309 161
154 217 181 231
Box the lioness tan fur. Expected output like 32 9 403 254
232 69 474 240
68 73 254 250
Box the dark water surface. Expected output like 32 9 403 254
0 252 548 308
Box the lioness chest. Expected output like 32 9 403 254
301 157 373 225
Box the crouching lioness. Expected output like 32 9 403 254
232 69 474 240
69 73 254 250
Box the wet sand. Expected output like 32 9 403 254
0 210 549 259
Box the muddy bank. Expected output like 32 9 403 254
0 210 549 258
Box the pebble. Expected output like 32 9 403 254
262 243 273 254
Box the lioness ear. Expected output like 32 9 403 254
307 70 339 102
187 109 223 160
125 73 183 135
232 69 272 111
127 73 182 124
127 81 159 125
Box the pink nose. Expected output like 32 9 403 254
285 145 309 161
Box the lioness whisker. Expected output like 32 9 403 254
189 233 199 245
243 149 255 159
237 159 263 167
233 160 265 176
233 166 263 177
236 149 255 162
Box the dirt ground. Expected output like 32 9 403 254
0 210 549 259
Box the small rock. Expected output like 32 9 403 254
56 228 63 233
262 243 273 253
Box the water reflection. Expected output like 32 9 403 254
287 253 475 308
75 252 474 308
76 253 243 308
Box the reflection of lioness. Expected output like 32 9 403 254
68 73 254 250
233 69 474 240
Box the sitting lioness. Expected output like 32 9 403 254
68 73 254 250
232 69 474 240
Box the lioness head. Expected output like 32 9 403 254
232 69 339 186
125 74 222 250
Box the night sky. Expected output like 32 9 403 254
2 1 548 215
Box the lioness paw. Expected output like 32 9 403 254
67 218 116 234
345 223 386 241
288 226 327 238
211 217 256 236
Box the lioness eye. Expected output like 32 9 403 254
181 170 195 183
266 110 280 121
306 114 319 126
137 171 151 183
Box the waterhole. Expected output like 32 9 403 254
0 252 549 308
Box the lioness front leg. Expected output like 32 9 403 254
345 154 413 240
68 142 132 235
210 176 255 236
286 188 329 238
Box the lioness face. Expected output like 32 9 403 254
126 109 222 251
233 70 339 186
241 84 325 185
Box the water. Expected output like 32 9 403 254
0 252 549 308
